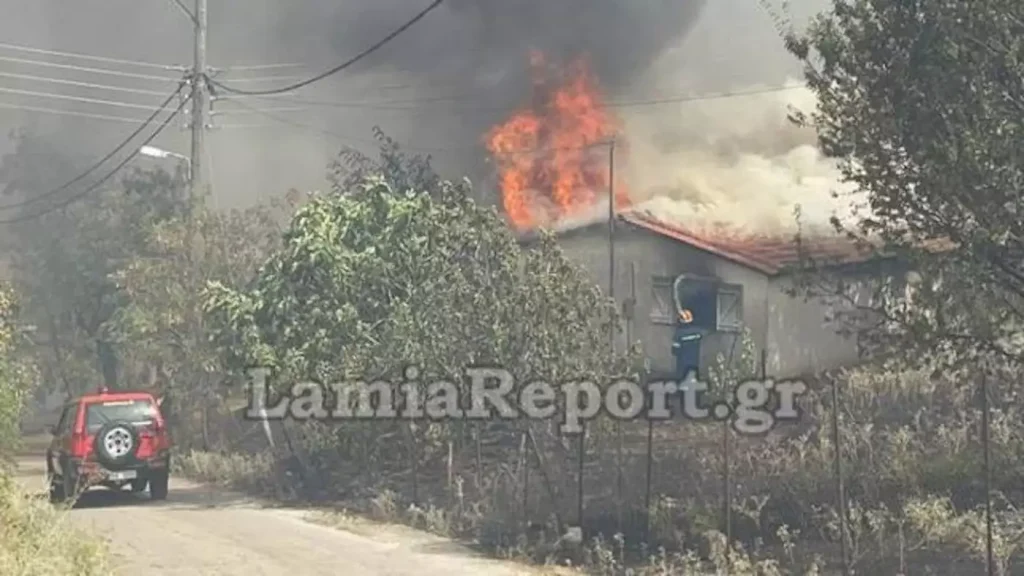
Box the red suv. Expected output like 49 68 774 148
46 387 171 503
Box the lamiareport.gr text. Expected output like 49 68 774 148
244 366 808 435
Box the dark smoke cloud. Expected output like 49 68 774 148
0 0 817 212
319 0 710 201
327 0 709 94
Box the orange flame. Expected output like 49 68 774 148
485 52 629 231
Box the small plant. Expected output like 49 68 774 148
370 489 400 522
0 474 112 575
905 494 1024 576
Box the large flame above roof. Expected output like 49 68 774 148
484 52 630 231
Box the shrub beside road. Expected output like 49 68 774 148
0 474 112 576
0 283 113 576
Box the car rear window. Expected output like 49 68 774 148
84 399 158 432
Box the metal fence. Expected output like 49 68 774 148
206 361 1022 576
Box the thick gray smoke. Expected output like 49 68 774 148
321 0 852 233
319 0 712 202
0 0 848 230
327 0 708 93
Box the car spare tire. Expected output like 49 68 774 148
93 421 140 469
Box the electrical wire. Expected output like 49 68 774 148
208 0 444 96
0 82 186 212
218 96 456 154
0 95 187 223
0 101 157 124
0 55 181 83
0 71 169 97
219 63 306 71
211 74 309 83
167 0 196 24
212 106 308 115
0 40 178 70
220 100 614 156
218 82 808 113
0 86 171 111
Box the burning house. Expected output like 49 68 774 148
487 53 881 380
520 213 876 380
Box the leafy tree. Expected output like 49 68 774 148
331 126 441 197
0 283 38 463
0 127 185 395
108 198 282 446
205 175 630 386
203 149 636 514
784 0 1024 366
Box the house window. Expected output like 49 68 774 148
675 277 718 331
650 277 676 324
666 275 745 332
715 285 744 332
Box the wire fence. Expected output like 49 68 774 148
183 358 1024 576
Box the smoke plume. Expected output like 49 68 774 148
0 0 852 233
621 80 857 236
326 0 851 234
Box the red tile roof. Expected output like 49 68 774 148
619 211 876 275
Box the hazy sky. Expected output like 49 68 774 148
0 0 830 211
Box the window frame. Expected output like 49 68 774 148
650 276 677 325
715 284 744 332
651 274 746 332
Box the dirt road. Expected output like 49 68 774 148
14 436 547 576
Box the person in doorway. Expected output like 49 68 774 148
672 308 702 381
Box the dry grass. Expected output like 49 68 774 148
174 448 281 496
0 473 112 576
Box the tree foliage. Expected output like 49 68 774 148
205 170 631 392
0 127 283 442
786 0 1024 366
108 199 282 433
1 136 184 394
330 126 441 198
0 284 38 463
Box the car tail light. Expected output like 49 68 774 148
71 432 91 458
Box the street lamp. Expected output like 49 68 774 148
139 145 192 182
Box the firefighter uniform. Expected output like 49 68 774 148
672 309 702 380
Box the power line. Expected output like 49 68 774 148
212 106 308 115
167 0 195 24
0 101 161 124
0 55 181 83
219 97 457 154
218 63 306 71
211 74 310 83
218 82 808 154
0 95 187 223
218 118 607 156
0 71 169 97
208 0 445 96
221 83 809 113
0 40 178 71
0 85 173 111
0 83 186 212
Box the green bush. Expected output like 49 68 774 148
0 474 112 576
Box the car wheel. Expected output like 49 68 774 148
149 470 168 500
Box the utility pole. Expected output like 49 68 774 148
188 0 207 206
